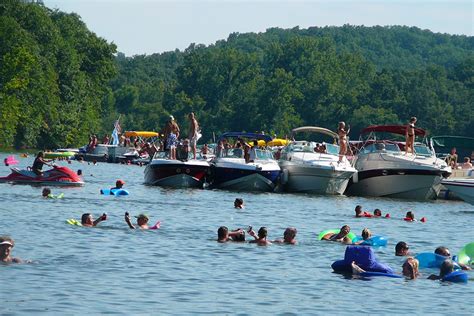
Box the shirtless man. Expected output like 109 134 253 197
248 226 272 246
81 213 107 227
217 226 245 243
188 112 200 160
273 227 297 245
0 236 23 263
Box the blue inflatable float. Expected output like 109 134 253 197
332 245 394 274
352 236 388 247
360 271 402 279
100 189 129 196
442 271 468 283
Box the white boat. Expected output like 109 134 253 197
210 132 281 192
346 125 451 200
441 171 474 205
278 126 357 195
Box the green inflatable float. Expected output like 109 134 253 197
457 242 474 266
318 229 356 242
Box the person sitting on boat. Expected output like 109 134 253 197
405 117 417 155
0 236 24 263
322 225 352 244
337 121 350 163
248 226 272 246
81 213 107 227
139 142 158 160
248 140 258 163
217 226 245 243
461 157 472 169
445 147 458 169
234 198 244 209
201 143 209 158
395 241 410 256
31 151 53 177
273 227 297 245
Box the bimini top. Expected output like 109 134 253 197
291 126 338 139
361 125 426 137
218 132 272 142
431 135 474 149
124 131 159 138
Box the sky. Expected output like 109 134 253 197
44 0 473 56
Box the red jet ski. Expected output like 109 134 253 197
0 166 84 186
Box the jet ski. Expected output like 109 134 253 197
0 166 84 186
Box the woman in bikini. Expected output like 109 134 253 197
405 117 417 155
338 121 350 162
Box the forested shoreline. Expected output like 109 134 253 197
1 0 472 149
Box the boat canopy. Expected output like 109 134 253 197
267 138 290 147
291 126 338 139
431 136 474 149
218 132 272 142
124 131 159 138
361 125 426 137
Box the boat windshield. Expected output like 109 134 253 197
285 141 340 156
414 144 433 157
361 142 401 154
222 148 274 160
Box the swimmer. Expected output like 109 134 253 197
373 209 382 217
322 225 352 244
428 259 456 280
110 179 125 191
273 227 297 245
248 226 272 246
234 198 244 209
351 257 419 279
0 236 23 263
125 212 157 230
404 211 415 221
77 169 82 176
435 246 471 270
42 188 52 198
354 228 371 245
81 213 107 227
395 241 410 256
354 205 371 218
216 226 245 243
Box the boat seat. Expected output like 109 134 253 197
12 168 37 177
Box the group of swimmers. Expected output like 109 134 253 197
354 205 426 222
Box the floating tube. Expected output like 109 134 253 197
318 229 356 242
332 245 394 274
352 236 388 247
457 242 474 266
415 253 448 269
66 219 82 226
442 271 468 283
359 271 402 278
100 189 129 196
4 156 19 166
44 151 76 159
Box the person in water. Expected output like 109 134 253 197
110 179 125 191
353 228 372 245
234 198 244 209
354 205 371 217
405 116 417 155
428 259 456 280
31 151 53 176
0 236 24 263
81 213 107 227
404 211 416 221
124 212 159 230
217 226 245 243
248 226 272 246
351 257 419 279
273 227 297 245
322 225 352 244
42 188 52 198
373 209 382 217
395 241 410 256
435 246 471 270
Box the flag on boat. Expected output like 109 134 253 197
112 119 121 145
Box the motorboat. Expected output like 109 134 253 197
144 149 210 188
209 132 281 192
0 166 84 186
346 125 451 200
278 126 357 194
441 177 474 205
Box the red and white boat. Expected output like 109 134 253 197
0 166 84 186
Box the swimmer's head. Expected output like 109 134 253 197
116 179 125 188
405 211 415 220
230 229 245 242
234 198 244 208
42 188 51 197
0 236 14 258
217 226 228 240
340 225 350 236
355 205 362 217
435 246 451 257
258 227 268 239
440 259 455 278
374 209 382 216
395 241 409 256
402 257 419 279
361 228 371 240
283 227 297 242
81 213 93 225
135 214 149 225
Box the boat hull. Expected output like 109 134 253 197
441 179 474 205
144 159 209 188
346 169 444 200
0 167 84 187
280 162 355 195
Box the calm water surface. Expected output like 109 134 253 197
0 156 473 315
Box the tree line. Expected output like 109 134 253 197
1 1 472 148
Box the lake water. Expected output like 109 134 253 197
0 156 473 315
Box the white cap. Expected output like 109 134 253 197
0 241 13 246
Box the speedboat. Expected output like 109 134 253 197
279 126 357 194
441 170 474 205
144 150 210 188
209 132 281 192
0 166 84 186
346 125 451 200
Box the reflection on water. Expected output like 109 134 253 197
0 157 473 314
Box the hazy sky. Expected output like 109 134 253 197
44 0 473 56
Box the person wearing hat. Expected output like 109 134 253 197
110 179 125 192
124 212 160 230
163 115 180 160
0 236 23 263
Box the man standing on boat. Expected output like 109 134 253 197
188 112 200 160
